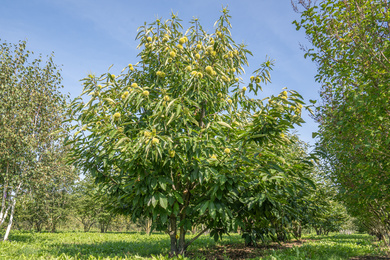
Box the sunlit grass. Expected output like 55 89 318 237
0 231 388 259
0 231 240 259
260 234 389 260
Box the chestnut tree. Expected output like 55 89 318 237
67 9 306 255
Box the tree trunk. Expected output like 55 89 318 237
382 233 389 246
169 215 178 256
100 222 109 233
0 202 11 227
36 220 43 232
178 226 186 255
168 215 207 256
3 182 22 240
297 224 302 238
0 164 9 226
3 196 17 241
51 222 57 233
83 220 94 232
191 225 196 235
292 222 302 239
146 218 152 235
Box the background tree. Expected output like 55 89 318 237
67 9 306 255
0 39 69 240
14 148 77 233
73 175 115 233
293 0 390 245
306 178 349 236
238 134 317 245
72 176 100 232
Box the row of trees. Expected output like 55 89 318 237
293 0 390 245
0 40 73 240
0 40 124 238
14 175 115 233
10 170 348 237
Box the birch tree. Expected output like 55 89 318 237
0 40 68 240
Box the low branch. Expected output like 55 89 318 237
185 227 208 249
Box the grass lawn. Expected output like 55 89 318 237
0 231 388 259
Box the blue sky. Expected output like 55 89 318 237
1 0 320 146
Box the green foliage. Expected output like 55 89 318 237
14 144 77 233
310 201 349 236
301 173 350 236
15 172 76 233
0 39 70 239
72 175 116 233
238 135 317 245
67 8 307 255
294 0 390 244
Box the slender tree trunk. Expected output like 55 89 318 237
51 222 57 233
3 195 16 241
0 163 9 224
383 233 389 247
85 221 95 232
2 182 22 240
293 222 302 239
192 225 197 235
146 218 152 235
169 215 178 256
298 224 302 238
36 221 42 232
0 201 11 227
178 225 186 255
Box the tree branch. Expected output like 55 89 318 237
185 227 208 249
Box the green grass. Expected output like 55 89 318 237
0 231 241 259
0 231 387 259
260 234 389 260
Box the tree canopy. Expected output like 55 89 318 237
67 8 314 255
0 39 72 240
294 0 390 244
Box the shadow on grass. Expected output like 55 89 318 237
262 235 389 260
50 234 232 259
189 234 388 260
3 231 172 259
49 240 170 259
6 231 388 260
350 257 390 260
7 233 36 243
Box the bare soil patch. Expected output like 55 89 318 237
188 239 390 260
188 239 311 260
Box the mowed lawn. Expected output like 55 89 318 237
0 231 388 259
